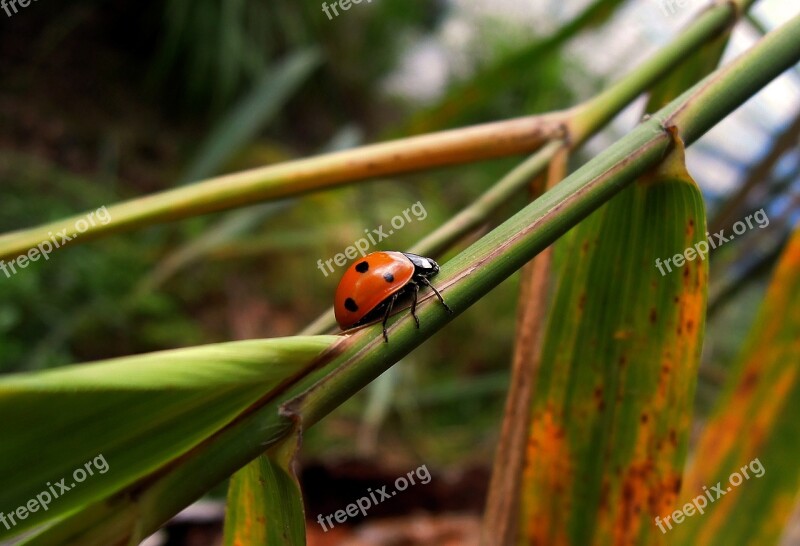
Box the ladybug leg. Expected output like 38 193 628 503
420 277 453 314
381 293 399 343
409 282 420 328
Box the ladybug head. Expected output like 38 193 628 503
401 252 439 276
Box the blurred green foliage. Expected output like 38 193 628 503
0 0 653 467
0 155 206 372
1 3 798 542
152 0 447 115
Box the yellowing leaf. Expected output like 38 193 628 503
674 227 800 545
223 434 306 546
518 137 708 546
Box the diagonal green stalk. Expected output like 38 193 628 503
0 0 756 262
24 11 800 544
569 0 756 140
298 139 566 336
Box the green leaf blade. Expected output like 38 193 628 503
0 336 336 539
224 436 306 546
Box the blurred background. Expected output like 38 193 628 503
1 0 798 544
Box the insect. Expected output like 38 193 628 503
334 251 452 342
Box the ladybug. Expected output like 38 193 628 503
334 251 452 342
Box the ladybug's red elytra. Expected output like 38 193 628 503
334 251 452 342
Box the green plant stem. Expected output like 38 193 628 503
298 139 565 336
0 0 755 262
408 142 566 257
569 0 755 140
28 12 800 545
0 113 565 261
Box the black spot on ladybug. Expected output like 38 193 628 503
383 273 395 283
344 298 359 312
355 261 369 273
